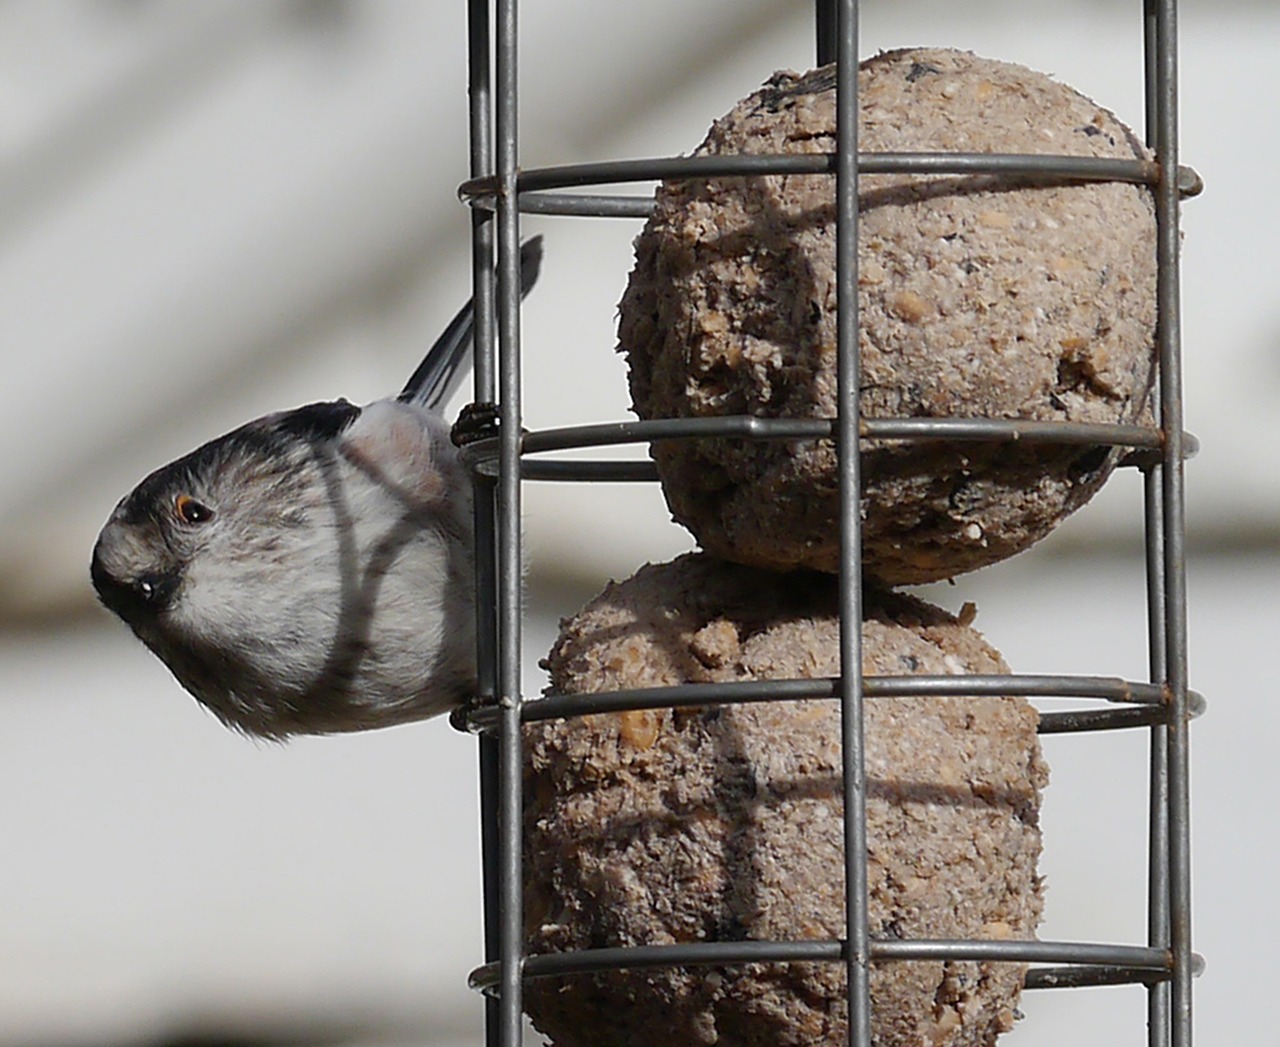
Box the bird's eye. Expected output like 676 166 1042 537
174 494 214 525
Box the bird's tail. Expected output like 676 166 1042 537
399 236 544 411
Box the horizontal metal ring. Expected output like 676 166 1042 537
460 674 1206 733
458 152 1204 212
459 416 1198 480
468 937 1199 994
1026 951 1205 989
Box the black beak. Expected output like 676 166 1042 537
91 542 180 622
136 570 180 608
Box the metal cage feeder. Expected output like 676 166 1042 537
452 2 1201 1045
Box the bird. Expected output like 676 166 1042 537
91 239 542 739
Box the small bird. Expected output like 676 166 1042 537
91 239 542 739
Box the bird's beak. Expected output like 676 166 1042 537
91 519 181 622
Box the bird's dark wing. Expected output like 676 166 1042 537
399 236 544 411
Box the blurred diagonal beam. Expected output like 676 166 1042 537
0 1 285 239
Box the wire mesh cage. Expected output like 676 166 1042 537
452 1 1200 1045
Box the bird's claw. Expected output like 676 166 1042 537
451 402 501 447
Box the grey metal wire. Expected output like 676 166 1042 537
457 416 1196 484
468 938 1183 995
1144 4 1195 1045
461 1 1199 1045
458 150 1205 218
462 673 1207 734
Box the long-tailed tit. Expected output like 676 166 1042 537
91 240 542 739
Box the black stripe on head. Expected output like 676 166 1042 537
118 400 362 526
273 399 361 443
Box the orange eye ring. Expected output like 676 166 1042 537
174 494 214 525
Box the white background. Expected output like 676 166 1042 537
0 2 1274 1044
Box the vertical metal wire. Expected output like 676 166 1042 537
1144 464 1171 1047
465 2 502 1044
494 0 525 1044
1141 8 1171 1046
1145 2 1194 1044
815 0 836 66
833 3 871 1046
468 2 496 402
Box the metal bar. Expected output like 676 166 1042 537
466 678 1206 737
477 730 502 1047
1027 950 1204 991
461 417 1181 482
815 0 836 66
1038 706 1166 734
1150 3 1195 1046
834 5 870 1047
1026 965 1172 991
464 4 501 1046
468 1 496 408
1145 459 1173 1047
468 937 1174 989
458 418 1177 480
458 152 1177 201
505 171 1199 218
515 191 653 218
514 674 1171 717
1142 26 1172 1047
494 1 524 1044
514 459 658 482
461 425 1199 484
517 416 1168 451
874 939 1170 967
521 940 843 978
465 678 1205 735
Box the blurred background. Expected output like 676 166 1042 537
1 1 1274 1044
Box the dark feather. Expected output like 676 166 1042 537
273 399 362 443
398 235 544 409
